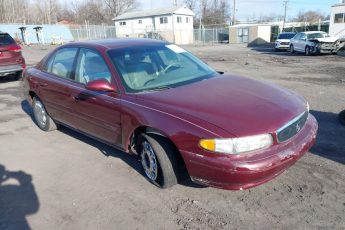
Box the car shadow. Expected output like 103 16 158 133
309 110 345 165
250 46 305 57
20 100 204 189
0 74 17 83
0 164 39 230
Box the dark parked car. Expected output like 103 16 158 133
0 32 26 80
23 39 318 190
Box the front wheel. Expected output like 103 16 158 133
305 46 311 56
290 44 295 54
339 110 345 126
138 134 178 188
32 97 58 131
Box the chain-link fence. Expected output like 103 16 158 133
69 24 116 41
67 24 230 45
193 27 229 45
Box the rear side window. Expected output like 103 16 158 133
0 34 15 46
47 48 78 79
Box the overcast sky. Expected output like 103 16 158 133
139 0 340 20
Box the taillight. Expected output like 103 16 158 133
8 44 22 53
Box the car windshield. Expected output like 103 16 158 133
307 32 329 39
278 33 295 39
0 34 15 46
108 44 217 93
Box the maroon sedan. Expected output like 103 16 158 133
0 32 26 80
23 39 318 190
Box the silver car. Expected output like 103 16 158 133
289 31 340 56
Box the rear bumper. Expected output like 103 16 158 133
181 115 318 190
0 65 23 76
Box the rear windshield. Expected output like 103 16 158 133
0 34 15 46
278 33 295 39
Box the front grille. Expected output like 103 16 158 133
280 42 289 45
277 111 308 142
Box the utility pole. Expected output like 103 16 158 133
282 0 289 32
232 0 236 25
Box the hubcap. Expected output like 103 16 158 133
141 141 158 181
34 100 47 127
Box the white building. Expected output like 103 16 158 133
329 1 345 38
112 6 195 44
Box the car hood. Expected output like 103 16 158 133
309 37 338 43
276 39 291 43
135 74 307 137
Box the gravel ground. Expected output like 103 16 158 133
0 44 345 230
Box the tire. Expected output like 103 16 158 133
13 71 22 81
305 46 311 56
290 44 295 54
138 133 178 188
339 110 345 126
32 97 58 131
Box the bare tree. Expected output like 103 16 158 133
104 0 137 18
295 10 326 24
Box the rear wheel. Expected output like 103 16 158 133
138 133 178 188
290 44 295 53
339 110 345 126
32 97 58 131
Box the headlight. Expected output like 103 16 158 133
199 134 273 155
306 102 310 112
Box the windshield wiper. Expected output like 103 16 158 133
142 86 172 92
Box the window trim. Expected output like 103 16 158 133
334 13 345 24
160 16 168 24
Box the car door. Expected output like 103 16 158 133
36 47 79 127
69 48 122 145
298 33 307 51
291 33 299 50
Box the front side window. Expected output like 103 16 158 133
75 48 112 84
108 44 217 93
300 33 307 40
334 13 344 23
47 48 78 79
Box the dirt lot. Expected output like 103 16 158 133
0 44 345 230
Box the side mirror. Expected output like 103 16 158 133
85 79 118 92
301 38 306 41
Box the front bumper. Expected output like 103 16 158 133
181 114 318 190
0 65 23 76
275 44 290 49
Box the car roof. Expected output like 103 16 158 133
66 38 169 50
279 32 295 34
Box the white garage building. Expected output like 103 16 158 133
329 1 345 38
112 6 195 44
